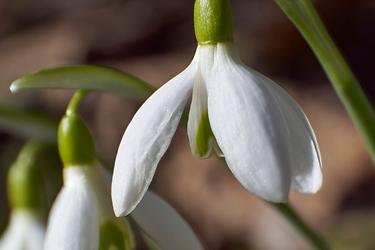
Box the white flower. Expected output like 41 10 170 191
112 43 322 216
44 164 202 250
0 209 45 250
44 165 134 250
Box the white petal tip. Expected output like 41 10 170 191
112 196 129 217
111 189 137 217
262 193 289 204
114 209 127 218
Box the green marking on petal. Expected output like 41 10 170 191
195 111 223 158
195 112 212 157
99 220 134 250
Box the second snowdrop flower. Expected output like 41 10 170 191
44 99 134 250
112 0 323 216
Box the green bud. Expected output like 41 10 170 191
58 114 96 167
7 141 44 210
194 0 234 44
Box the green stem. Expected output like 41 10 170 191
275 0 375 164
273 203 329 250
66 89 89 116
220 159 326 249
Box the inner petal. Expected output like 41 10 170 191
187 74 222 158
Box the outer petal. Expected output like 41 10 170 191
112 58 197 217
44 167 99 250
132 191 203 250
254 72 322 193
0 210 45 250
206 44 291 202
24 213 45 250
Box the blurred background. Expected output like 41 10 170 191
0 0 375 249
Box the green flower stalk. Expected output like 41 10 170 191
275 0 375 165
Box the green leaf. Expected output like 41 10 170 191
0 106 57 142
10 65 155 102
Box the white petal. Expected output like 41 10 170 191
255 73 322 193
112 59 198 217
44 167 99 250
206 44 291 202
0 210 45 250
132 191 203 250
24 215 45 250
69 165 136 249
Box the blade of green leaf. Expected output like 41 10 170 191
10 65 155 102
0 106 57 142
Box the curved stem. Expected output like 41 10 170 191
272 203 329 250
220 158 327 249
275 0 375 164
66 89 89 116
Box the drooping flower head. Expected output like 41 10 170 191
44 104 134 250
112 0 322 216
0 142 46 250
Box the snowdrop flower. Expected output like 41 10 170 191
44 164 135 250
0 141 46 250
44 113 134 250
46 164 204 250
112 0 322 216
47 99 203 250
0 210 45 250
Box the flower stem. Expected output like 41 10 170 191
272 203 329 250
275 0 375 164
59 90 96 167
66 89 89 116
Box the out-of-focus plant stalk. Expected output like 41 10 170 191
275 0 375 164
273 203 329 250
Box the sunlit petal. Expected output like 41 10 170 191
206 44 291 202
112 60 198 217
256 74 322 193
